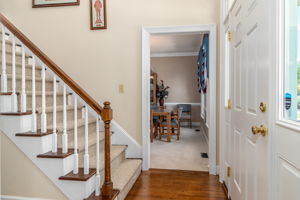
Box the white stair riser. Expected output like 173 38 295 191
0 95 15 112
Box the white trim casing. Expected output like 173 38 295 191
142 24 217 175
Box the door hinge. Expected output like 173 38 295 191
227 167 231 177
228 32 232 41
227 99 233 109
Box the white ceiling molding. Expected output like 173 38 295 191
151 51 198 58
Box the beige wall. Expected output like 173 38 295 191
0 131 68 199
151 56 200 103
0 0 219 145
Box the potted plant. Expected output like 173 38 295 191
156 80 170 107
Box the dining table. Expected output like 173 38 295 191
151 107 172 142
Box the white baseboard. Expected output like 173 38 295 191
180 122 201 127
164 102 200 106
0 195 53 200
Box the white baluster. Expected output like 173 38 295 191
73 97 78 174
52 76 57 153
31 55 37 132
21 45 26 112
95 117 100 196
84 105 89 175
1 24 7 93
11 36 17 112
41 64 47 133
62 84 68 154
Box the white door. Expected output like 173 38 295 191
271 0 300 199
227 0 270 199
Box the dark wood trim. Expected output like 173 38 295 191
101 102 114 197
37 148 74 159
0 112 32 116
16 129 55 137
0 13 103 117
85 189 119 200
90 0 107 30
59 168 96 181
0 92 13 95
32 0 80 8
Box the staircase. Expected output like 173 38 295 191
0 14 141 200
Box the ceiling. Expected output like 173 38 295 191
150 33 203 57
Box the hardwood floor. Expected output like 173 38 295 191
125 169 227 200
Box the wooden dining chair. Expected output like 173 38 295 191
160 107 183 140
177 104 192 128
150 109 160 142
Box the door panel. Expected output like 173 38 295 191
232 128 243 199
234 41 243 111
278 157 300 200
227 0 270 199
245 24 258 115
245 138 257 200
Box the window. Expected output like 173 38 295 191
283 0 300 121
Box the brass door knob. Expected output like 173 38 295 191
251 124 268 136
259 102 267 112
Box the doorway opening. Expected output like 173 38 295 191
142 25 217 174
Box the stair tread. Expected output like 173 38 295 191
111 159 142 191
0 49 30 57
7 74 53 82
15 90 64 95
48 117 96 132
80 145 127 171
68 130 106 152
59 168 96 182
36 104 83 114
16 129 54 137
0 60 42 69
0 38 12 45
37 148 74 159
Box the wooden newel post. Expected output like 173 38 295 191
101 101 114 197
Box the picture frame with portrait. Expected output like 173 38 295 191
90 0 107 30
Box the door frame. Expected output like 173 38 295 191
141 24 217 175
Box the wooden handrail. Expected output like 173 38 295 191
0 13 103 117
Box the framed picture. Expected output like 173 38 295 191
32 0 80 8
90 0 107 30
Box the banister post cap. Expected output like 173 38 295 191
102 101 113 121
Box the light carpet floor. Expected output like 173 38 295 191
150 127 209 171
